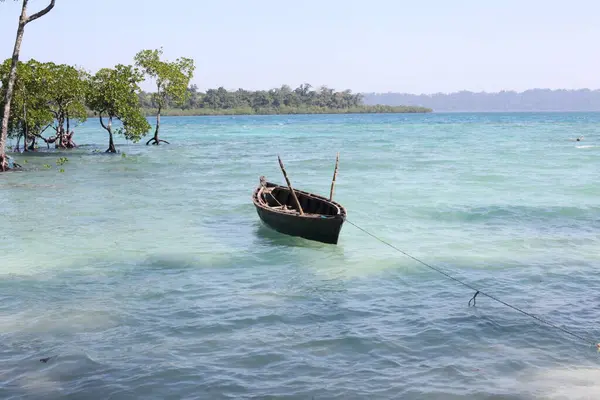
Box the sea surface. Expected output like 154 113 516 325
1 112 599 399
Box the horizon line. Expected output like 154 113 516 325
361 88 600 95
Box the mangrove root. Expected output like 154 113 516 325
146 138 170 145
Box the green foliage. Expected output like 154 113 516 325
0 59 54 139
137 84 432 114
134 48 196 111
142 104 432 116
86 64 151 143
0 59 88 145
56 157 68 166
43 62 89 124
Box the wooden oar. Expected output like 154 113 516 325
329 152 339 201
277 155 304 215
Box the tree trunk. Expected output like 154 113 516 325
66 112 74 148
107 131 116 153
22 101 28 152
32 130 50 149
147 107 162 145
104 116 116 153
28 135 36 151
0 3 28 171
154 112 160 144
0 0 56 172
57 114 64 148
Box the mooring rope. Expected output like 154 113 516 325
346 219 599 349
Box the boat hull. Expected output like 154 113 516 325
254 204 345 244
252 182 346 245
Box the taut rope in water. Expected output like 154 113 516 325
346 219 599 349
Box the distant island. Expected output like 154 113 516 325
362 89 600 112
139 84 432 116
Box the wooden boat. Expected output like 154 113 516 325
252 155 346 245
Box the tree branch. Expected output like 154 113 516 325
40 123 52 134
99 114 108 131
26 0 55 24
31 132 49 143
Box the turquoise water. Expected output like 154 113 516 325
1 112 599 399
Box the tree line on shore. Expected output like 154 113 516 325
137 84 431 116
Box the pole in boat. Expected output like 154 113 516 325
329 152 339 201
277 155 304 216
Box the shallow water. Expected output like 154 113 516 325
1 112 600 399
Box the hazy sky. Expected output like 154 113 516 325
1 0 599 94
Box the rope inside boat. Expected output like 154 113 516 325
266 191 283 207
259 185 284 208
346 219 599 349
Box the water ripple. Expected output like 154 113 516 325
1 113 600 399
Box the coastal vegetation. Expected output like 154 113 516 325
0 0 429 172
134 48 195 145
0 57 154 155
2 55 432 159
1 0 56 171
87 64 151 153
137 84 432 116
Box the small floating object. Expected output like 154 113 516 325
252 154 346 245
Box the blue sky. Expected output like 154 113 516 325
1 0 599 94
